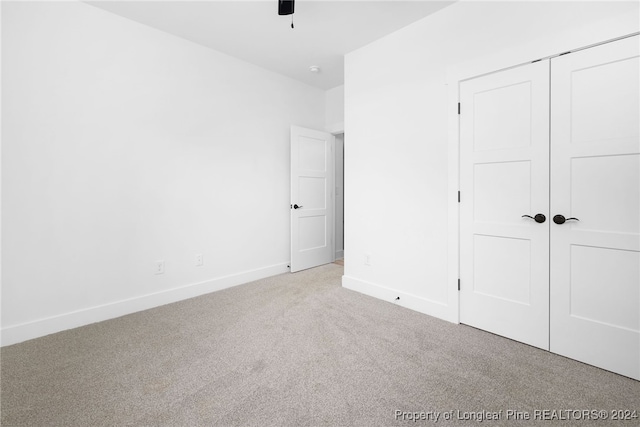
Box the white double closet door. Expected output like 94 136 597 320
460 35 639 379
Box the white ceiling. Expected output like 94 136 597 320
86 1 455 90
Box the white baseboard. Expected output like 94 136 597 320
341 275 458 324
1 263 289 347
335 250 344 260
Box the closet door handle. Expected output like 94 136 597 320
522 214 546 223
293 204 303 209
553 214 579 224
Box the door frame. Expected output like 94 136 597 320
327 123 345 262
445 30 640 324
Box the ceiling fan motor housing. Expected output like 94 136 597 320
278 0 295 16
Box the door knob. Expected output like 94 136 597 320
553 214 579 224
522 214 546 223
293 204 303 209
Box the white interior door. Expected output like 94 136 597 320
290 126 335 273
550 35 640 380
459 60 550 350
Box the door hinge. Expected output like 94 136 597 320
458 191 460 203
457 103 461 115
458 278 461 291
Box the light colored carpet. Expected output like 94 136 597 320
1 264 638 426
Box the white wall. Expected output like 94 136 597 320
325 85 344 134
1 1 325 345
343 1 639 322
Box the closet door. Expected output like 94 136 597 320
459 61 550 350
550 35 639 379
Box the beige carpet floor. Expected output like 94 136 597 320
1 263 638 426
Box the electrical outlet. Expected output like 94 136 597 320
195 254 204 267
155 261 165 275
364 254 371 266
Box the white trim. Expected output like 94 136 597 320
446 81 460 324
0 1 4 348
331 134 336 263
1 263 289 347
342 275 458 323
335 250 344 259
325 121 344 135
458 31 640 85
445 18 640 86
